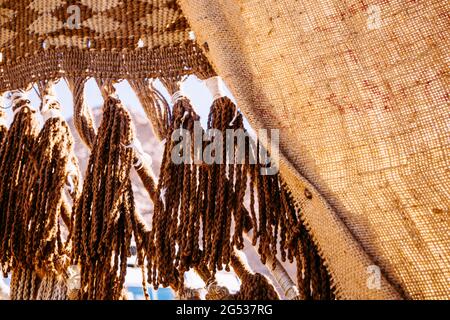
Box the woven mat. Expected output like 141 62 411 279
0 0 214 91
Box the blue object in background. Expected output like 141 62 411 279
127 286 174 300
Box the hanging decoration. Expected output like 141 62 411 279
148 84 202 290
199 77 250 273
71 85 149 300
0 89 39 279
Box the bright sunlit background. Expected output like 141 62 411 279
1 76 243 131
0 76 261 300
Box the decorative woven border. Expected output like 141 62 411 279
0 41 215 92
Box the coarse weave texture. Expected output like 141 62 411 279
178 0 449 299
0 0 448 301
0 0 215 90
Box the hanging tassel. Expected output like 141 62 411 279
197 77 335 300
275 181 335 300
0 88 39 276
2 82 81 300
149 81 202 290
72 85 148 300
251 153 279 266
100 79 160 209
14 81 82 300
248 166 335 299
199 76 251 273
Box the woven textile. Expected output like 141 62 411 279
0 0 448 300
179 0 450 299
0 0 214 91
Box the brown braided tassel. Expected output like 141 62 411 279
72 94 148 300
288 188 334 299
15 82 82 299
148 95 202 290
0 91 39 276
199 97 251 274
239 130 335 299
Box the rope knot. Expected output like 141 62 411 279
171 90 185 104
8 90 32 115
204 76 226 101
41 92 63 122
122 138 153 169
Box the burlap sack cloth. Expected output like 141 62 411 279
179 0 449 299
